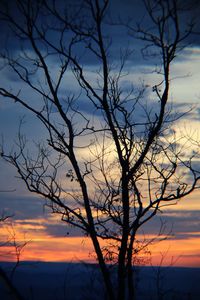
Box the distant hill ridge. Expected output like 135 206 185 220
0 262 200 300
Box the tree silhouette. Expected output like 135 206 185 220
0 211 24 300
0 1 199 299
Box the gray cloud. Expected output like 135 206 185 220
140 209 200 240
44 222 83 238
0 194 45 220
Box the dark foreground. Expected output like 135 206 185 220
0 262 200 300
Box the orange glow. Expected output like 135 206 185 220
1 222 200 267
148 237 200 267
0 221 95 263
1 196 200 267
17 236 95 263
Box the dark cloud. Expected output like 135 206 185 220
1 0 199 69
0 192 85 238
44 222 83 238
0 67 22 83
0 194 45 220
140 209 200 240
1 190 200 240
181 253 200 258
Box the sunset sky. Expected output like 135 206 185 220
0 0 200 267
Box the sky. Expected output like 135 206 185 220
0 0 200 267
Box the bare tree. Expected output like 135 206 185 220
0 1 199 299
0 213 25 300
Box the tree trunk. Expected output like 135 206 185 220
93 238 115 300
117 262 126 300
117 175 130 300
127 233 136 300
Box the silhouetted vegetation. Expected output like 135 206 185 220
0 1 199 299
